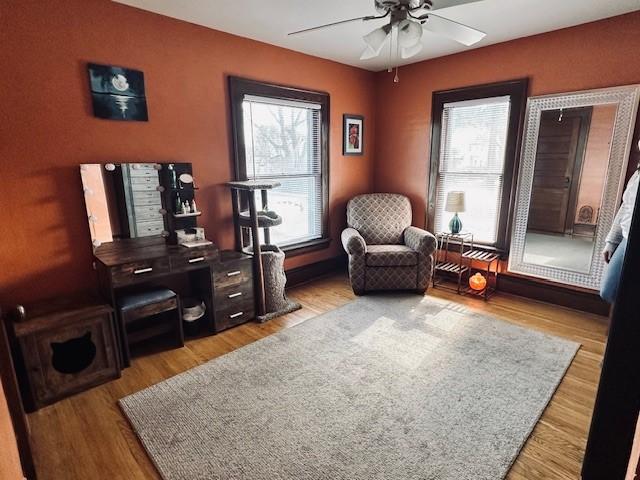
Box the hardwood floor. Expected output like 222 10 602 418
27 273 608 479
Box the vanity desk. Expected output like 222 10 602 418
82 162 256 366
93 238 216 358
94 237 256 355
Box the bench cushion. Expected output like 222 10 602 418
118 288 176 311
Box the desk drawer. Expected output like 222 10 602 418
213 257 253 290
110 257 170 287
215 299 255 331
214 279 254 307
170 248 218 272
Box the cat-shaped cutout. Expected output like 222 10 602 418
51 332 97 374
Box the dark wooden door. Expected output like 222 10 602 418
0 313 37 479
528 108 591 234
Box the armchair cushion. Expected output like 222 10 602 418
404 226 437 292
404 226 437 257
341 228 366 255
366 245 417 267
347 194 412 245
342 227 366 294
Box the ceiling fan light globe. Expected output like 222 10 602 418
398 19 423 48
408 0 428 9
359 46 379 60
401 42 423 59
363 25 391 52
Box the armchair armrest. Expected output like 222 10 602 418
341 228 366 255
404 226 437 256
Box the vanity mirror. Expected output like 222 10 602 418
80 162 196 247
509 85 640 289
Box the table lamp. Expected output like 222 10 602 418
445 191 465 234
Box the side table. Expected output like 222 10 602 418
433 232 474 294
9 296 121 411
462 250 500 301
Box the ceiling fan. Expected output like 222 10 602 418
288 0 486 62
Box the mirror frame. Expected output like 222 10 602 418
508 85 640 290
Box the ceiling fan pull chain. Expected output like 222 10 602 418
394 26 400 83
387 24 394 72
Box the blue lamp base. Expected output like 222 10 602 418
449 213 462 234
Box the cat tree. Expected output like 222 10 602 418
226 180 300 322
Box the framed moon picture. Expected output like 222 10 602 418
87 63 148 121
343 114 364 156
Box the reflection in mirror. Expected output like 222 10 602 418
523 104 617 273
80 163 166 246
178 173 194 186
509 85 640 289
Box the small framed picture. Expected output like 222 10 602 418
343 114 364 156
87 63 148 121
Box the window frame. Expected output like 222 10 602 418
228 76 330 256
427 78 529 253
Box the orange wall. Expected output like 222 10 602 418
373 12 640 228
2 3 640 306
0 0 376 305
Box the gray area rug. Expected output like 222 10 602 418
120 294 579 480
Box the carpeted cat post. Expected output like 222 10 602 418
257 244 300 322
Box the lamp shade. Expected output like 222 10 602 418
445 191 465 213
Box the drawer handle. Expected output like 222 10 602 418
228 292 242 299
227 270 241 277
133 267 153 274
229 311 243 319
188 257 205 264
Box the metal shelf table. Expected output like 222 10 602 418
433 232 474 294
462 249 500 301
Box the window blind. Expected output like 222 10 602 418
242 96 323 246
434 96 511 245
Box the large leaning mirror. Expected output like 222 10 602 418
509 85 640 289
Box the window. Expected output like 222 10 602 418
428 80 528 250
229 77 329 253
434 96 510 244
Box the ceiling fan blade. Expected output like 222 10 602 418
422 13 486 46
429 0 484 11
288 14 382 36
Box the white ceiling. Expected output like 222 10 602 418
113 0 640 71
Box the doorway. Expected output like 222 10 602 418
527 107 592 234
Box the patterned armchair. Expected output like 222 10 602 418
341 193 437 295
